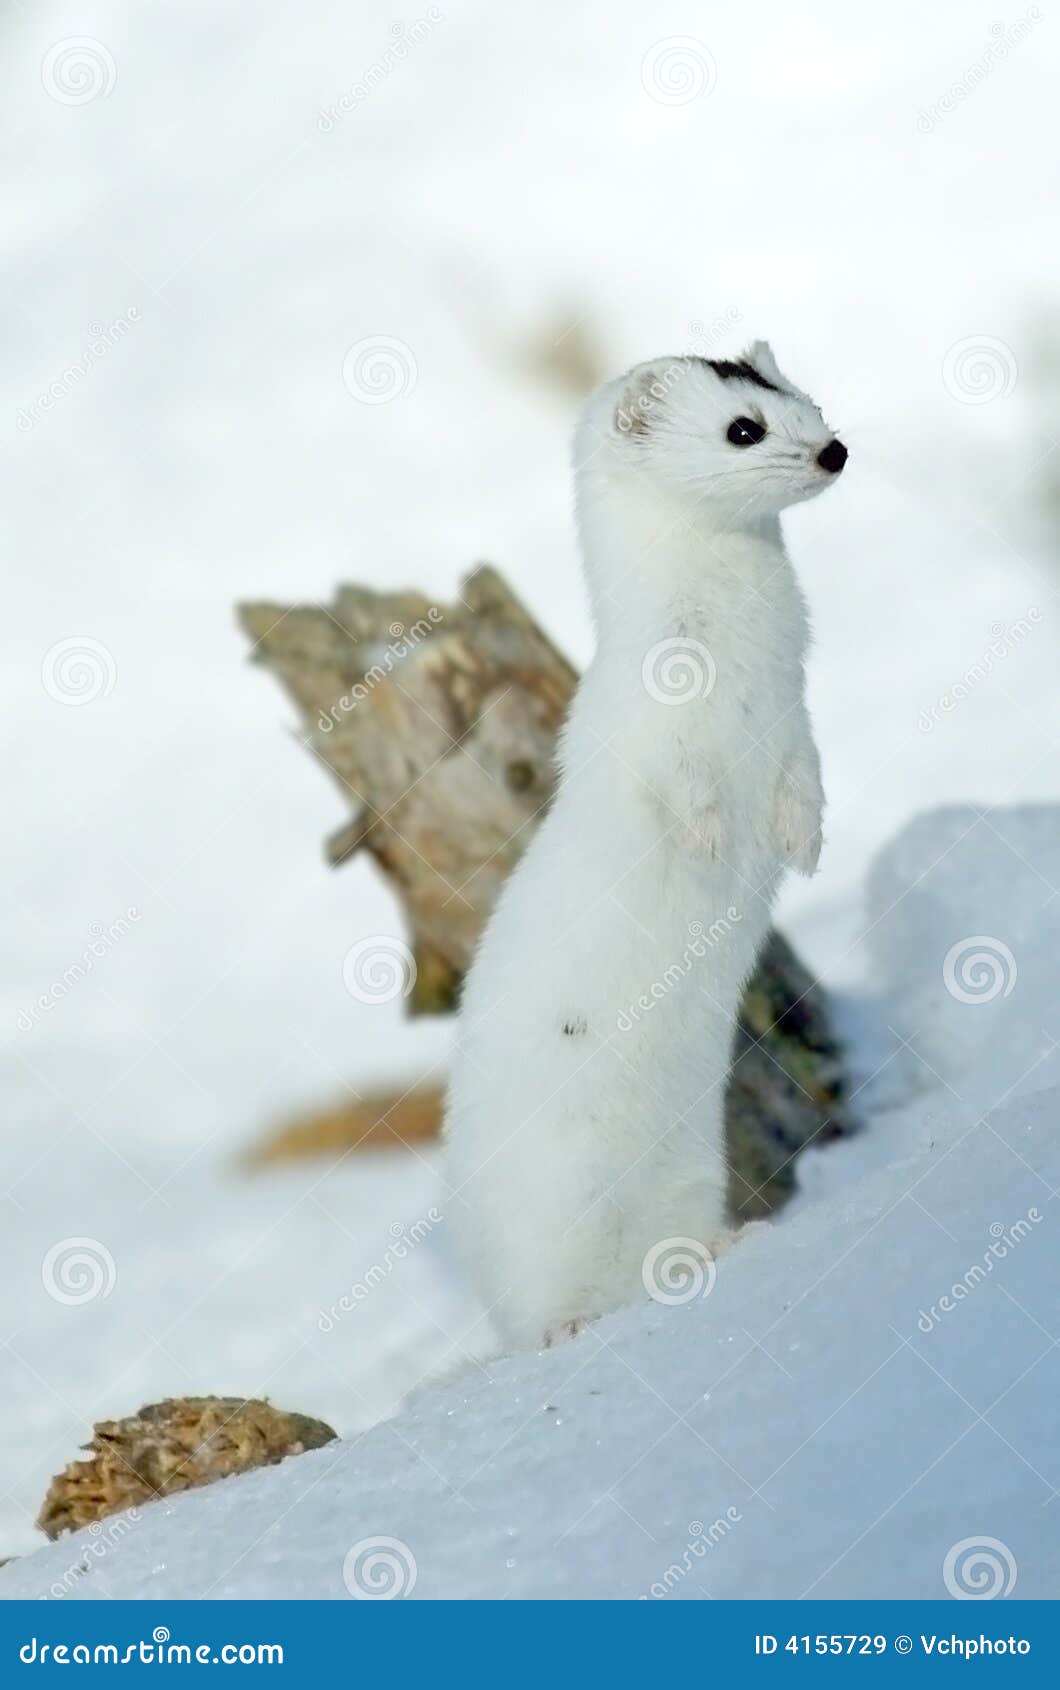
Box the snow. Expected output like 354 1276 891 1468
1 0 1058 1599
3 806 1059 1600
866 805 1060 1100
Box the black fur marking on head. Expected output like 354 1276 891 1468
701 358 780 394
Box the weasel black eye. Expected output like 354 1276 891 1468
727 416 766 446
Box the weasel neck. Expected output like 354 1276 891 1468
576 475 790 645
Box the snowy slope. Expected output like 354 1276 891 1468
0 1139 488 1562
2 808 1057 1601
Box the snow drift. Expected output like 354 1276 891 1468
2 805 1057 1601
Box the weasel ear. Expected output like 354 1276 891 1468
742 340 792 392
613 363 667 437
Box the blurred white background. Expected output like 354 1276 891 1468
1 0 1057 1557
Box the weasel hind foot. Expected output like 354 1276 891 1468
711 1217 771 1257
541 1316 593 1349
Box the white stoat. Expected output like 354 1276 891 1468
444 342 846 1350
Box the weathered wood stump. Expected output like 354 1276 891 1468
239 566 846 1217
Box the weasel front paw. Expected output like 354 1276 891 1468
773 783 823 878
676 804 726 861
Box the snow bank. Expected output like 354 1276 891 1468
866 805 1060 1100
3 807 1057 1601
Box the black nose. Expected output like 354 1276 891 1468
817 438 847 474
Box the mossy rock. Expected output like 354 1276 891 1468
725 931 847 1220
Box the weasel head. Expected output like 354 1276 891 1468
575 342 846 529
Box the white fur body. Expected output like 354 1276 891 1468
444 345 841 1349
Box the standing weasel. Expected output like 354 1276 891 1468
444 343 845 1350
